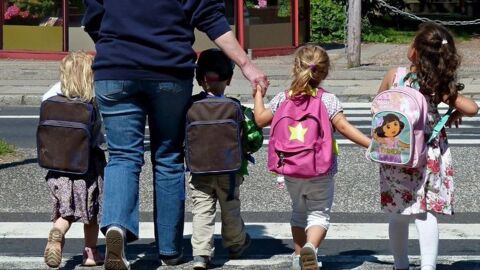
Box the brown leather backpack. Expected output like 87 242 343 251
37 95 98 174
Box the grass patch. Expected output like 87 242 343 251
0 139 15 156
363 26 416 43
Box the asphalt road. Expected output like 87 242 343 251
1 105 480 269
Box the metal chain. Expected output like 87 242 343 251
375 0 480 25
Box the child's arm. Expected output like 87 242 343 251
378 68 397 93
444 94 479 117
253 87 274 128
332 112 371 148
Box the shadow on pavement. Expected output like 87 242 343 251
0 158 37 170
438 260 480 269
321 250 392 270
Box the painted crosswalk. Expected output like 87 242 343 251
253 102 480 146
2 222 480 240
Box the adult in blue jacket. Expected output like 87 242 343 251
82 1 269 269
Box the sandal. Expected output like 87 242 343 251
82 247 105 266
44 227 64 268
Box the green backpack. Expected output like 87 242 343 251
241 106 264 155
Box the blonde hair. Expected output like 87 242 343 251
60 51 94 102
289 44 330 97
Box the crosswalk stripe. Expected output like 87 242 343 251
2 255 480 267
2 222 480 240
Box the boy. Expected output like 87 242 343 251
188 49 253 269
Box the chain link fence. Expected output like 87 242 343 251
343 0 479 54
375 0 480 26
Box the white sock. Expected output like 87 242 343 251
389 213 411 269
415 212 438 270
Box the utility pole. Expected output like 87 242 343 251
347 0 361 67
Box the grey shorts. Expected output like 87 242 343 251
285 175 335 230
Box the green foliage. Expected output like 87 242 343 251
8 0 57 18
245 0 255 9
362 21 415 43
310 0 346 43
277 0 290 17
0 139 15 156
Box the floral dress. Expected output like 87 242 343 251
379 70 454 215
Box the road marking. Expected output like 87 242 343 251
2 222 480 240
0 115 38 119
2 255 480 268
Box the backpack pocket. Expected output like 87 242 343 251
368 111 413 166
37 120 91 174
186 119 242 174
268 139 326 178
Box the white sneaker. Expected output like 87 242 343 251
300 242 319 270
104 226 130 270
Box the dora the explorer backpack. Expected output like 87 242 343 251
37 95 97 174
268 88 334 178
366 67 453 168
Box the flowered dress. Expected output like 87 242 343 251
379 69 454 215
43 92 106 224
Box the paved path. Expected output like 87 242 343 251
0 43 479 106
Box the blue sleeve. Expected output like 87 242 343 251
82 0 104 43
183 0 231 41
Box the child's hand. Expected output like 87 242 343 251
446 110 463 128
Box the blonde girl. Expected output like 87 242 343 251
254 44 371 270
42 51 105 268
377 22 478 270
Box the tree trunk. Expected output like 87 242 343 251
347 0 361 68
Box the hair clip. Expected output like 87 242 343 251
308 64 317 72
441 39 448 45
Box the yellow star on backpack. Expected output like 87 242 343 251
288 122 308 142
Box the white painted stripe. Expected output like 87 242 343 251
2 222 480 240
0 115 38 119
2 255 480 267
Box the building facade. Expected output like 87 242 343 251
1 0 311 58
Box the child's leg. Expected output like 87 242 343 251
388 213 411 270
82 221 104 266
304 175 334 249
414 212 438 270
54 217 72 235
44 217 72 268
306 225 327 248
84 222 100 248
189 175 217 258
291 226 306 255
285 178 308 255
217 175 250 259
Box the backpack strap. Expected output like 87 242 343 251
427 107 454 143
393 67 408 87
227 172 236 201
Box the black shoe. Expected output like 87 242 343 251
228 233 251 259
160 251 184 266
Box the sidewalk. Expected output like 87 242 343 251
0 42 479 106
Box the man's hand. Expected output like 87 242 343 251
446 110 463 128
240 61 269 97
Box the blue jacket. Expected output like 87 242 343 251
82 0 231 81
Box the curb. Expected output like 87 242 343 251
2 93 480 106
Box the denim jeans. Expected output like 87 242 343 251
95 79 192 257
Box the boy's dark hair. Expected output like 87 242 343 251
196 48 235 84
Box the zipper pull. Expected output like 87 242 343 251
277 152 285 168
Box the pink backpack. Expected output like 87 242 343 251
268 88 334 178
366 67 429 168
